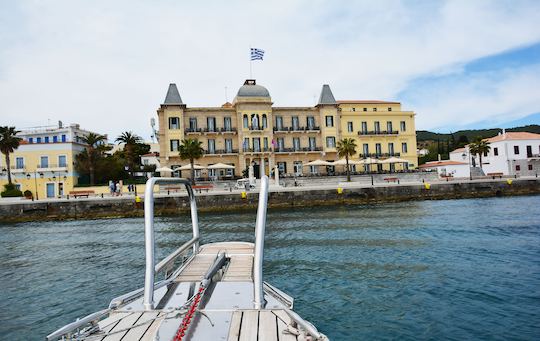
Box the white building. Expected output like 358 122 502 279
479 132 540 176
419 160 470 178
19 122 100 144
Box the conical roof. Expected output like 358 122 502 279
317 84 337 105
163 83 183 105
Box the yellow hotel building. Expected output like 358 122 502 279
0 123 98 199
157 80 417 178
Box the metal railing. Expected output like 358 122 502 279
357 130 399 136
253 175 269 309
143 177 200 310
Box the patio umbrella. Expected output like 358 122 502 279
174 164 206 171
207 163 235 169
362 157 381 164
155 166 174 172
380 157 409 164
331 159 363 166
305 159 333 166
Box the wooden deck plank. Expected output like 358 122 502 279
258 311 278 341
121 311 159 341
274 311 297 341
227 311 243 341
239 310 259 341
97 312 131 337
101 312 142 341
139 312 165 341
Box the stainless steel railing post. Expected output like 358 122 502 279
253 175 269 309
143 177 199 310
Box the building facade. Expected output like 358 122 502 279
157 80 418 178
0 123 100 198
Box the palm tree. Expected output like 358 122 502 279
179 138 204 184
0 126 22 185
469 137 491 169
336 138 358 182
116 131 142 175
81 133 108 185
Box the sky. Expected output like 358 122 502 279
1 0 540 141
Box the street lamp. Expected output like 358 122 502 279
26 170 42 200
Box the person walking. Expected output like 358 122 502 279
109 180 115 196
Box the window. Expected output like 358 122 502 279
208 139 216 153
528 165 533 171
307 116 315 130
516 165 521 171
361 122 367 134
363 108 367 112
250 114 260 130
309 137 316 150
387 121 393 132
224 117 232 131
170 140 179 151
352 107 356 112
347 122 353 133
374 121 380 133
277 162 286 174
373 108 377 112
400 121 406 132
494 147 498 156
309 165 317 175
375 143 382 156
189 117 198 131
526 145 532 157
40 156 48 168
277 138 285 150
293 137 300 150
388 107 392 112
263 137 269 150
207 117 216 132
28 137 33 143
276 116 283 130
37 137 42 143
292 116 299 130
326 136 336 148
16 157 24 169
325 116 334 127
253 138 261 152
402 142 408 153
262 114 268 129
225 139 233 153
53 136 58 143
243 138 250 150
58 155 67 167
294 161 303 175
61 134 66 142
243 115 248 129
169 117 179 129
45 136 49 143
514 146 519 155
363 144 369 156
388 143 394 155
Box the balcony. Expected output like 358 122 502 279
37 163 69 171
273 126 321 133
247 125 265 131
9 165 26 173
275 147 323 153
185 127 237 134
527 153 540 159
357 130 399 136
358 152 401 158
204 149 238 155
242 147 272 153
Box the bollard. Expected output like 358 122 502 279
101 193 104 198
337 187 343 194
422 179 425 183
241 191 247 199
371 175 374 186
398 179 400 184
507 179 513 185
424 183 431 190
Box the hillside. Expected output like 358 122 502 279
417 124 540 142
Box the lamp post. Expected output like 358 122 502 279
26 170 43 200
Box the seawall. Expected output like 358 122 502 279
1 178 539 223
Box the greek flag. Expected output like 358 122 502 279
250 48 264 61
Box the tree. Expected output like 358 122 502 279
80 133 108 185
336 138 357 182
115 131 142 176
0 126 22 185
179 138 204 184
469 137 491 169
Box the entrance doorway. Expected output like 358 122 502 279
46 183 55 198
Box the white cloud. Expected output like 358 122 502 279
0 0 540 139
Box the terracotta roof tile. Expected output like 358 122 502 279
486 132 540 142
419 160 468 168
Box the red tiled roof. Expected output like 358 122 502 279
337 100 400 104
450 147 466 153
485 132 540 143
419 160 468 168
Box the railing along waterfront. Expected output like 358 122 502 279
143 177 200 310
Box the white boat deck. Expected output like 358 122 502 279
91 241 304 341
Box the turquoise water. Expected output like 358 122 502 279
1 195 540 340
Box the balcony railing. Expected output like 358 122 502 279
242 147 272 153
357 130 399 136
273 126 321 132
205 149 238 155
37 163 68 169
358 152 401 158
185 127 237 134
275 147 322 153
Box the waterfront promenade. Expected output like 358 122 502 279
1 175 539 223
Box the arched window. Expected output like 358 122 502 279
243 115 248 128
251 114 259 130
262 114 268 129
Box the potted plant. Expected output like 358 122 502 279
24 189 33 199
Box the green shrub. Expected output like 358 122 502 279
23 190 33 198
1 184 23 197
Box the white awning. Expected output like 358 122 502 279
207 163 235 169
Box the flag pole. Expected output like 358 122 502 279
249 46 253 78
